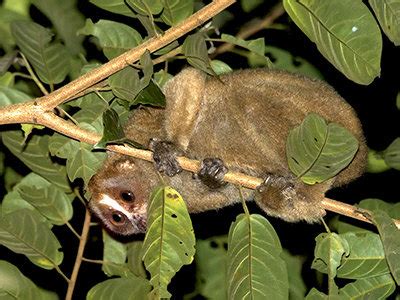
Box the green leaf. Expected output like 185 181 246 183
32 0 85 55
141 186 196 298
78 19 142 60
0 209 63 269
15 173 73 225
195 236 228 299
227 214 288 300
109 66 141 101
89 0 136 17
182 33 215 76
281 251 306 300
11 20 70 84
371 210 400 285
133 80 166 107
210 60 233 75
220 34 266 57
337 232 389 279
153 69 173 88
260 46 323 79
384 137 400 170
126 0 163 15
161 0 194 26
286 113 359 184
95 108 126 148
305 288 328 299
87 277 151 299
283 0 382 84
369 0 400 46
312 233 349 275
2 130 71 192
367 149 390 173
66 142 107 184
0 51 18 76
0 7 29 52
0 260 58 300
102 231 130 277
397 91 400 110
140 50 153 88
311 233 349 294
0 85 31 106
241 0 263 12
127 241 147 278
1 191 45 221
339 274 395 299
359 198 400 219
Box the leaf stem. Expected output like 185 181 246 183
19 52 49 95
65 221 81 239
65 208 91 300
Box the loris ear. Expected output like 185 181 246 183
163 68 207 150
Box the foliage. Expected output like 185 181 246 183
0 0 400 299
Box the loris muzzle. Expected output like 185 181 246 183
88 68 367 236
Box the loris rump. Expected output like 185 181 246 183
88 68 367 236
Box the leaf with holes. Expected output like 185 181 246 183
0 209 63 269
11 20 70 84
141 186 195 299
286 113 359 184
283 0 382 84
369 0 400 46
372 210 400 285
227 214 288 300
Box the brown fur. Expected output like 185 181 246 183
88 68 367 235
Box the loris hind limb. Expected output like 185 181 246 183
88 68 367 236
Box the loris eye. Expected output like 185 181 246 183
120 190 135 202
110 211 126 226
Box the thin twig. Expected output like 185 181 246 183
211 2 286 57
65 208 91 300
20 52 49 95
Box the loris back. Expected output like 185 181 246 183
88 68 367 236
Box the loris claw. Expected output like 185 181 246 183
150 138 183 176
198 158 228 189
88 68 367 236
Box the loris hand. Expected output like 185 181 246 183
150 138 183 176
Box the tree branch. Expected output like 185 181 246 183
65 208 91 300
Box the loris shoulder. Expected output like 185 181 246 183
88 68 367 236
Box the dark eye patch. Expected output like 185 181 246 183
120 190 135 202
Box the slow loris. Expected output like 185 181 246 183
88 68 367 236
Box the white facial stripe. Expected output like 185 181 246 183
99 194 135 224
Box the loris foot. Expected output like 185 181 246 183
255 173 327 223
198 158 228 189
150 139 182 176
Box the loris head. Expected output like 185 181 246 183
87 157 156 236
